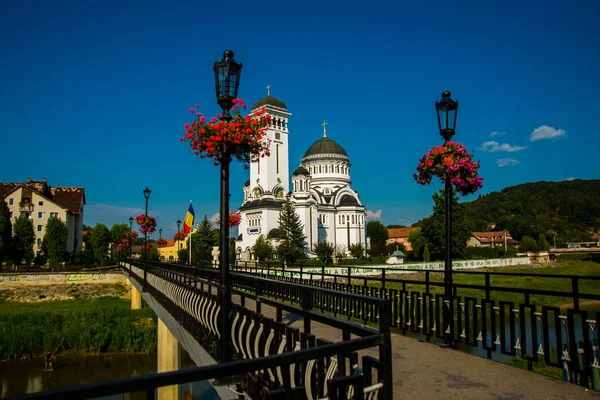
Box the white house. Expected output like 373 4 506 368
0 178 86 256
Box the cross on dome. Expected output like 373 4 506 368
266 84 271 96
322 120 328 137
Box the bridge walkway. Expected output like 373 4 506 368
196 283 598 400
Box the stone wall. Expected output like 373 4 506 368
0 272 126 284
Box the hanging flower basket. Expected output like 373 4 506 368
136 214 157 235
414 142 483 196
181 99 272 167
216 210 242 227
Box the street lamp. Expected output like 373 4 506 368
176 219 181 263
214 49 242 362
129 216 134 262
143 186 151 290
436 91 459 347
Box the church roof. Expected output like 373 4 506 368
302 137 348 161
238 198 283 211
292 166 310 176
267 228 282 239
338 194 360 206
252 95 287 111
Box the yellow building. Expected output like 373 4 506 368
158 238 188 262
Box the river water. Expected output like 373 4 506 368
0 352 218 399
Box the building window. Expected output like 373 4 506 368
38 201 44 206
50 212 58 218
276 144 279 174
9 212 12 218
342 215 345 224
38 212 43 219
275 132 281 140
36 238 42 246
37 225 43 232
352 215 355 224
8 198 13 205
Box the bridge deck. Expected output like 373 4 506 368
197 284 599 400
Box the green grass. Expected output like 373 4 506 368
371 259 600 310
0 298 157 360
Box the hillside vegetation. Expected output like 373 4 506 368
465 179 600 242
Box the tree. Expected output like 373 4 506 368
537 234 550 251
0 200 11 262
314 241 335 264
110 223 130 259
276 199 306 265
191 216 218 263
42 216 68 267
177 248 189 264
408 229 428 260
546 230 558 248
349 243 365 259
420 189 473 260
335 245 347 263
253 234 274 261
423 244 431 262
519 236 538 252
11 216 34 265
366 221 388 257
90 223 111 266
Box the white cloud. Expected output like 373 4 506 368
366 209 382 219
209 212 220 224
530 125 566 142
480 141 527 153
491 131 506 137
497 158 521 167
566 177 577 181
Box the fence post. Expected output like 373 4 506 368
300 263 304 281
379 298 393 399
347 266 351 286
425 270 430 294
382 268 386 290
572 278 580 309
302 288 312 335
321 265 325 285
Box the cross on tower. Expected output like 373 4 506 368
322 120 328 137
266 84 271 96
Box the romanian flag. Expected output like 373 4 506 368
183 203 195 233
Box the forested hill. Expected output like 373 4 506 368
465 179 600 242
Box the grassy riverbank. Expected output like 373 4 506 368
379 258 600 310
0 297 157 360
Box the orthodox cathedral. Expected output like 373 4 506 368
235 89 367 261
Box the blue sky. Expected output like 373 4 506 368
1 0 598 239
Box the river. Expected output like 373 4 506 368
0 352 218 399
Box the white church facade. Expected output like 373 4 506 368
235 91 367 261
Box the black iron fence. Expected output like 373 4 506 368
7 261 393 399
226 262 600 390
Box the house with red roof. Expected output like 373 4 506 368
0 177 85 256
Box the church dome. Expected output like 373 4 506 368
338 194 360 206
302 137 348 161
252 95 287 111
292 166 310 176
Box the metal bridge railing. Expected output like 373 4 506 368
227 262 600 390
7 261 393 399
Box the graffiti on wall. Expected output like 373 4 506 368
0 273 122 284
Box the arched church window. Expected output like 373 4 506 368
342 215 345 224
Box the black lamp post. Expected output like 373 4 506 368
143 186 151 290
435 91 459 347
176 219 181 263
214 49 242 362
159 228 163 248
129 216 134 262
